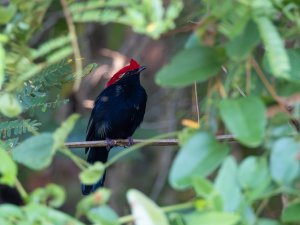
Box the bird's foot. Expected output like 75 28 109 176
127 136 134 147
105 138 114 150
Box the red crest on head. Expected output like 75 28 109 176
105 59 141 87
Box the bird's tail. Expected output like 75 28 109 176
81 147 108 195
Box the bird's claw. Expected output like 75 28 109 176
105 138 114 150
127 136 134 147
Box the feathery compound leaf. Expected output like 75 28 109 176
0 119 41 139
33 59 72 87
70 0 183 39
31 36 71 60
255 17 291 79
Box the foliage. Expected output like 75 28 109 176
0 0 299 225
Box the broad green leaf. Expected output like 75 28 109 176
0 94 22 118
219 96 267 147
226 20 260 60
53 114 79 150
184 211 240 225
155 46 225 87
184 32 202 49
24 204 84 225
0 4 17 24
0 204 23 223
127 189 169 225
169 132 229 190
270 138 300 185
79 162 105 185
77 188 111 216
255 17 290 79
30 184 65 208
288 49 300 81
178 127 198 146
169 132 229 189
13 133 55 170
0 148 17 186
87 206 119 225
281 201 300 222
238 156 271 190
257 218 280 225
215 156 242 212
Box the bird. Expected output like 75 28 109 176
81 59 147 195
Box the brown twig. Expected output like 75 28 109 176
251 58 287 112
251 58 300 131
60 0 83 91
65 135 235 148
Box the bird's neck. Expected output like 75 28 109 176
117 74 141 86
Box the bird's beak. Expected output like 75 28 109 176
137 66 146 73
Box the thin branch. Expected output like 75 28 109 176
193 82 200 124
60 0 83 91
65 135 235 148
251 58 287 111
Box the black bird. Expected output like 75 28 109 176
81 59 147 195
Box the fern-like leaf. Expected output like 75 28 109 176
255 17 291 79
0 119 41 139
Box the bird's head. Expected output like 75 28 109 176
105 59 146 88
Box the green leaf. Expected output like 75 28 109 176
0 94 22 118
0 204 23 223
215 156 242 212
0 4 17 24
184 211 240 225
24 204 84 225
53 114 79 150
87 206 119 225
238 156 271 190
184 32 202 49
263 49 300 82
169 132 229 190
0 148 17 186
257 218 280 225
13 133 55 170
226 20 260 60
30 184 65 208
255 17 290 79
288 49 300 81
77 188 111 216
79 162 105 185
219 96 267 147
270 138 300 185
155 46 225 87
127 189 169 225
192 177 223 211
281 201 300 222
0 43 5 89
